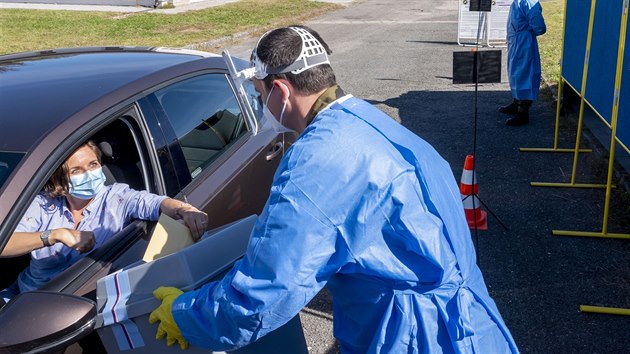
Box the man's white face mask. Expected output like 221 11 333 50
263 85 294 134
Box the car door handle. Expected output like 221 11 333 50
266 142 283 161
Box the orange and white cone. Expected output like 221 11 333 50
460 155 488 230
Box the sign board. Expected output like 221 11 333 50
470 0 492 12
453 50 502 84
487 0 511 46
458 0 510 47
458 0 488 46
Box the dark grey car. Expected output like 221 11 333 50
0 47 299 353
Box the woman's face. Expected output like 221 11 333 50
66 145 101 177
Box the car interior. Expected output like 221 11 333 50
91 118 146 192
0 118 147 309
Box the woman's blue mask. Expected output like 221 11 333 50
68 167 106 200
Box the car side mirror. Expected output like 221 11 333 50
0 291 96 353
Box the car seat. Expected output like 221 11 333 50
98 139 144 191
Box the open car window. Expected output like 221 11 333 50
155 74 248 180
0 114 153 302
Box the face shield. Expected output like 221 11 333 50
222 27 330 134
224 26 331 85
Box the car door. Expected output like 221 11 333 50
0 106 162 353
142 70 286 229
26 66 285 295
31 69 286 296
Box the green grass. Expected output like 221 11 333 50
0 0 340 55
0 0 566 83
538 0 564 87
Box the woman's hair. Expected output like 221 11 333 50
254 25 337 95
43 140 102 198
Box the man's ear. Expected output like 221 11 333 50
273 79 292 103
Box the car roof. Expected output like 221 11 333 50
0 47 224 153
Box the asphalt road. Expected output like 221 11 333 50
227 1 630 353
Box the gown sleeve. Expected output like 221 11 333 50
171 178 342 351
524 0 546 36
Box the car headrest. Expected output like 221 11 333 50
99 141 114 160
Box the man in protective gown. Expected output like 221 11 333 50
150 25 518 353
501 0 546 126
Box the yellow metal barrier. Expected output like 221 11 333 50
580 305 630 316
530 0 606 189
530 0 630 318
520 0 592 154
553 0 630 241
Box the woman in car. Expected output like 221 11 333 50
0 140 207 301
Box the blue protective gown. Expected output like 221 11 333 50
172 95 518 353
507 0 546 101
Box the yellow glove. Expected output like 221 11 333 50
149 286 188 350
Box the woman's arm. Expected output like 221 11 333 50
0 229 96 257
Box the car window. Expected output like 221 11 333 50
243 79 263 122
0 151 25 190
155 74 247 179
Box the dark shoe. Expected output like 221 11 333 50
506 100 531 126
499 99 519 114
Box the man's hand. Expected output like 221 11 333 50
149 287 188 350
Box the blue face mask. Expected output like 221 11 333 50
68 167 106 200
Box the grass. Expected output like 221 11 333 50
0 0 564 85
0 0 341 55
538 0 565 88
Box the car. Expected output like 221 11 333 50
0 46 301 353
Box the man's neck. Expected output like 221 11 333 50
293 88 328 132
304 85 346 126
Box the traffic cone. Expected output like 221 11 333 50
460 155 488 230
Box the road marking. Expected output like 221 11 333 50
312 20 458 24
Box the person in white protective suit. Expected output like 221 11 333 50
149 25 519 353
500 0 546 126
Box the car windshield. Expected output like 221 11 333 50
0 151 25 189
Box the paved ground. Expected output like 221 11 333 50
4 0 627 352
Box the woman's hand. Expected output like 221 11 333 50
160 199 209 241
175 204 208 241
51 228 96 253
